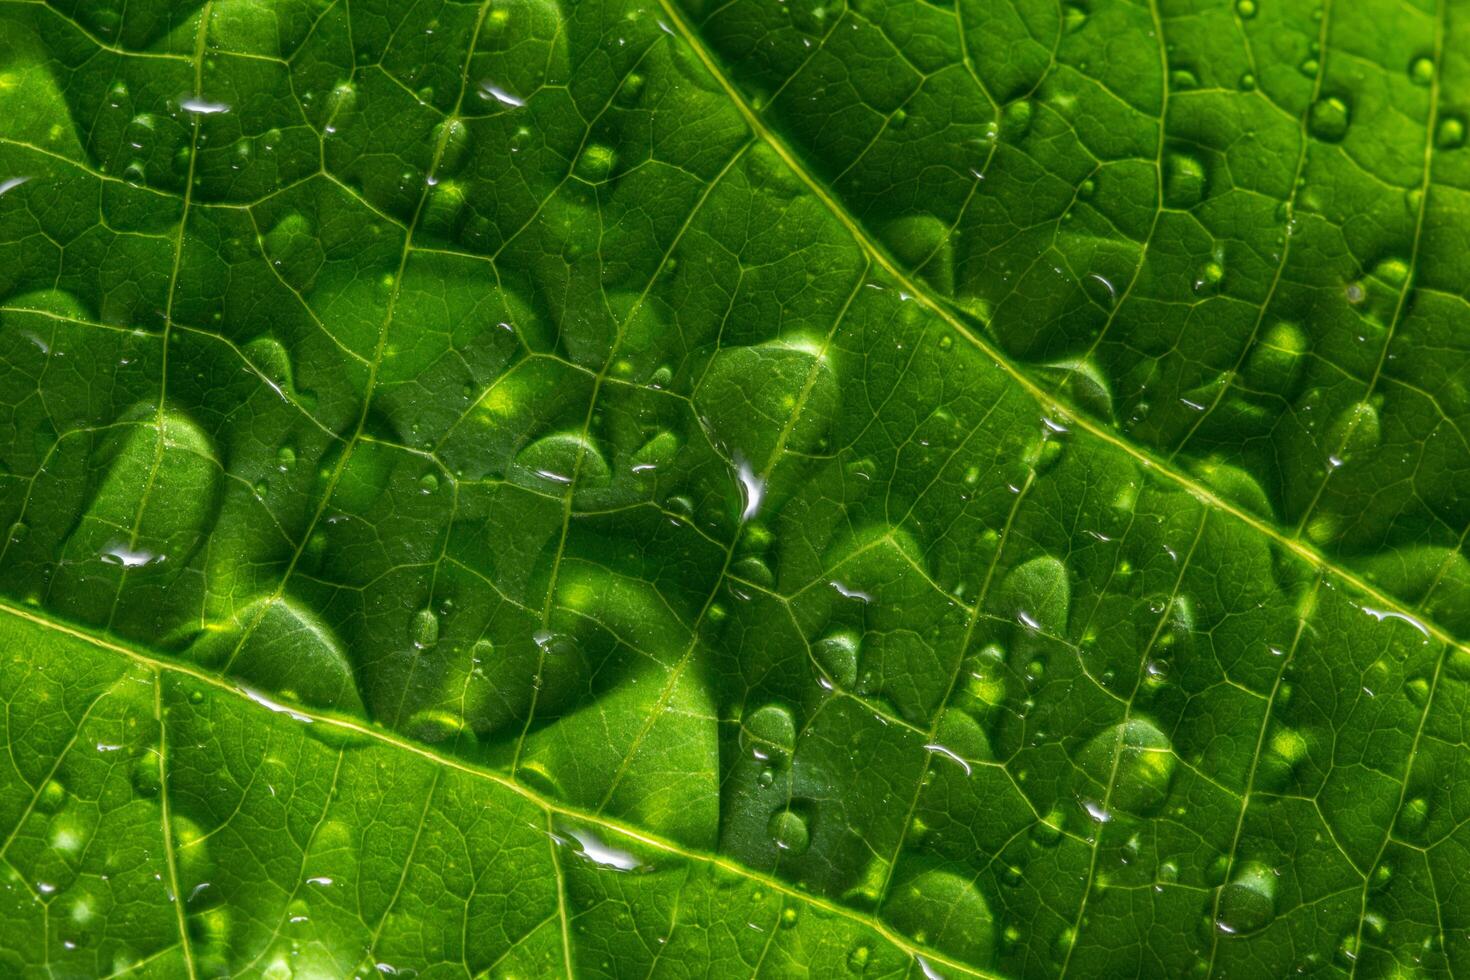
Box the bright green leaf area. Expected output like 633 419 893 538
0 0 1468 976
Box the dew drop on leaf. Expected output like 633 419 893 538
411 608 439 650
1215 861 1276 935
882 868 996 966
768 809 810 854
1078 718 1177 816
741 704 796 766
36 779 68 814
1409 55 1436 86
1308 96 1351 142
813 631 860 689
576 144 617 181
1436 115 1466 150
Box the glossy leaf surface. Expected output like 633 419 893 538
1 0 1468 976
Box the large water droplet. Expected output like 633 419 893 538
1243 321 1308 396
741 704 796 766
432 117 471 178
575 144 617 181
411 607 439 650
1079 718 1177 816
1216 861 1277 935
881 868 996 966
1436 115 1466 150
514 432 611 494
1326 401 1381 464
999 555 1070 635
37 779 68 814
130 753 162 797
1000 99 1033 141
1164 152 1207 208
1409 56 1435 86
1308 96 1351 142
813 631 860 689
768 809 810 854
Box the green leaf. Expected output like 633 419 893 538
0 0 1467 976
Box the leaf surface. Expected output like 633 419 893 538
1 0 1468 977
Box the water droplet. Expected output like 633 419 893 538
1079 718 1177 816
1195 258 1225 292
1326 401 1381 464
813 631 860 689
1000 555 1070 635
404 709 471 745
768 809 810 854
1257 725 1307 792
616 72 645 106
1216 861 1276 935
741 704 796 766
882 869 996 965
1052 926 1076 963
1244 321 1308 395
1409 56 1436 86
732 555 774 588
1235 0 1257 18
431 117 471 178
1436 115 1466 150
1165 153 1207 208
630 430 679 476
1397 796 1429 837
1031 807 1065 846
1308 96 1350 142
37 779 67 814
576 144 617 181
515 432 611 493
1375 257 1410 287
411 608 439 650
1239 71 1257 91
130 753 162 797
1001 99 1033 141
